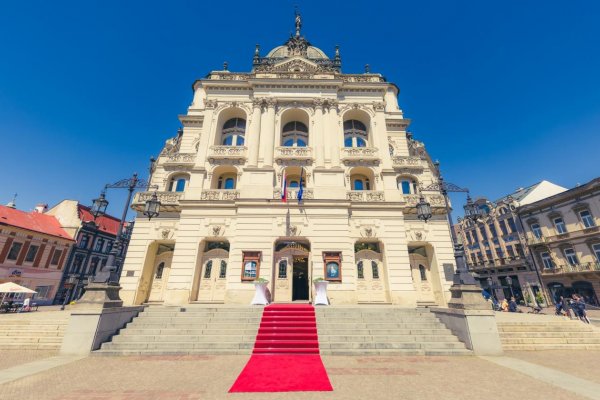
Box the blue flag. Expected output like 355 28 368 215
298 167 304 202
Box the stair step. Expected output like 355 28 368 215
254 340 318 349
253 348 319 354
256 334 318 341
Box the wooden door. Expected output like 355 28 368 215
356 250 388 303
197 258 228 303
147 252 173 302
409 253 436 303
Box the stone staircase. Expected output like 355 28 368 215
95 305 262 356
315 307 471 356
0 311 69 350
497 313 600 350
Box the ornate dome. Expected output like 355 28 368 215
266 45 329 60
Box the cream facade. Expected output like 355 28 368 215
519 177 600 305
119 19 456 307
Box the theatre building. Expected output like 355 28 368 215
119 18 457 307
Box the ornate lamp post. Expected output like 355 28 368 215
506 276 515 299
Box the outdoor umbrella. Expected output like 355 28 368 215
0 282 37 305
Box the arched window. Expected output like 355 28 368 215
204 260 212 279
221 118 246 146
217 175 236 189
398 177 418 195
219 260 227 279
352 175 371 191
371 261 379 279
156 262 165 279
282 121 308 147
419 265 427 281
344 120 368 148
357 261 364 279
287 176 305 189
169 176 188 192
278 259 287 278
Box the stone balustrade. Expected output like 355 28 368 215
208 146 248 162
132 191 183 212
401 194 446 207
340 147 379 162
274 146 313 162
346 191 385 202
163 153 196 166
273 188 314 200
392 156 426 169
200 189 240 201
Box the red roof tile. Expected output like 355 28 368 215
0 205 73 240
77 205 122 236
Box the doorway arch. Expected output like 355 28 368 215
272 240 311 302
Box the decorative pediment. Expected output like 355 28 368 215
271 57 320 73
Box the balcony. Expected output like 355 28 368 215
526 235 546 246
542 262 600 275
392 156 426 170
163 153 196 167
200 189 240 201
346 190 385 202
273 188 314 200
207 146 247 163
132 191 183 212
400 194 446 207
274 147 313 164
340 147 379 164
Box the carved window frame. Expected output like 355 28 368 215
241 251 261 281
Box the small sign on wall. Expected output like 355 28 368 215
443 263 455 281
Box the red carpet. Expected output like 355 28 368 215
229 304 333 392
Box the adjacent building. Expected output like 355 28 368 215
518 177 600 305
0 203 74 304
119 16 458 307
46 200 132 304
456 181 566 302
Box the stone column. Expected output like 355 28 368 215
313 99 325 167
329 102 341 167
247 99 263 167
259 99 276 167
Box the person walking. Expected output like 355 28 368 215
508 296 518 313
572 294 590 324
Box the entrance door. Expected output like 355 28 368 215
356 257 388 303
147 252 173 302
409 253 436 303
197 258 228 303
292 256 309 301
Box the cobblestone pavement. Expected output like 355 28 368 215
0 353 592 400
507 350 600 385
0 350 58 371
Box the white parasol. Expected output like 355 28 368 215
0 282 37 306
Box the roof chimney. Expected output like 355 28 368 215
35 203 48 213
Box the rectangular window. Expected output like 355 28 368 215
593 243 600 263
495 247 503 259
499 220 508 236
507 246 515 258
401 181 411 194
541 252 554 269
51 249 62 265
507 218 517 232
515 244 525 257
564 248 579 266
7 242 23 261
488 224 497 238
89 257 100 275
485 250 493 261
241 251 261 281
479 227 488 241
79 235 89 249
553 217 567 234
278 259 287 279
579 210 596 228
73 254 84 273
323 252 342 282
25 245 39 263
531 223 542 238
94 239 104 252
34 286 52 299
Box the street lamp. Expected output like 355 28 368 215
486 276 496 303
90 191 108 219
463 194 482 222
506 276 515 299
60 275 78 310
416 195 432 222
143 191 161 220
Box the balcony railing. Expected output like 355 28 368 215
526 235 546 246
346 190 385 202
200 189 240 201
207 146 247 162
545 226 599 242
274 147 313 162
340 147 379 163
273 188 314 200
163 153 196 166
131 191 183 212
392 156 426 169
542 262 600 275
400 194 446 207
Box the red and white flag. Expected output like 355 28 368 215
281 169 287 203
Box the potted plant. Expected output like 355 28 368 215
251 278 269 305
313 277 329 306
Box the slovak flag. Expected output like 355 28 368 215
281 169 287 203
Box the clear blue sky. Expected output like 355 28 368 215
1 1 599 220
